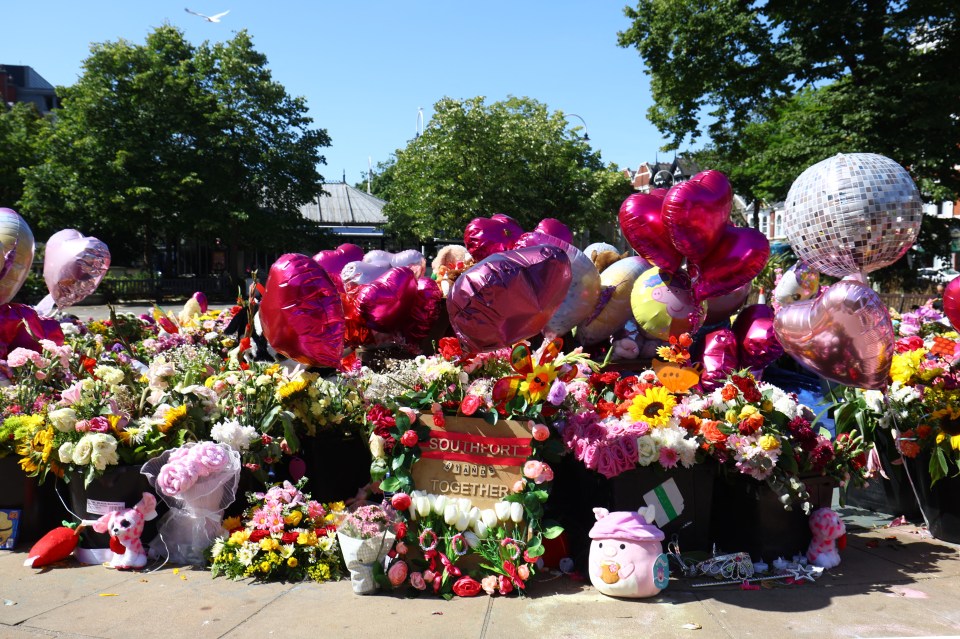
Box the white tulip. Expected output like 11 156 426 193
444 504 459 526
467 507 481 527
473 520 489 539
455 512 470 531
416 496 432 519
494 502 511 522
510 502 524 523
434 495 448 517
457 498 473 514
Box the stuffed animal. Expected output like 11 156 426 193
92 492 158 570
588 506 670 598
590 249 631 274
431 245 473 297
806 507 846 569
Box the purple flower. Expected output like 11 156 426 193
547 380 568 406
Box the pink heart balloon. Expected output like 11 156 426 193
732 304 783 376
661 170 732 259
354 267 419 333
463 214 524 262
699 328 739 392
447 244 571 352
692 225 770 301
402 277 444 345
43 229 111 310
313 244 364 292
0 302 64 360
774 280 893 389
533 218 573 244
340 261 391 290
943 277 960 330
618 190 683 273
260 253 345 368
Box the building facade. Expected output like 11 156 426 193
1 65 58 114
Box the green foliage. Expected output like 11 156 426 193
619 0 960 198
19 26 330 267
0 103 46 208
379 96 630 243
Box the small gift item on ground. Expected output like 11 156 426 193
588 506 670 598
806 508 846 569
90 492 157 570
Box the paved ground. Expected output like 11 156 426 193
1 504 958 639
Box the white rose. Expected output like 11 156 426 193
48 408 78 433
58 442 75 463
88 434 119 471
637 435 659 466
71 437 94 465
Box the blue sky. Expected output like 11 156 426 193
4 1 674 186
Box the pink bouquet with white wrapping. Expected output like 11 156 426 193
141 441 241 565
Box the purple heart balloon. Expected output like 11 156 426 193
774 280 893 389
692 225 770 301
447 245 571 352
43 229 111 310
618 190 683 273
732 304 784 377
259 253 345 368
354 266 419 333
699 328 739 392
463 214 525 262
533 218 573 244
313 244 365 292
661 170 732 259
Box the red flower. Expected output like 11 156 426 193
460 394 482 416
249 529 269 542
281 531 299 544
498 575 514 595
452 576 483 597
895 335 925 353
433 411 446 428
589 371 619 389
394 521 408 538
366 404 396 429
400 429 419 447
391 492 412 512
614 376 639 400
438 337 463 361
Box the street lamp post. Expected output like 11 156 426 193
566 113 589 141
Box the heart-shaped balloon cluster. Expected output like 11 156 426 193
463 215 574 262
40 229 111 312
699 304 785 390
447 245 572 352
313 244 365 292
346 266 442 348
618 171 770 308
0 209 35 305
259 253 345 368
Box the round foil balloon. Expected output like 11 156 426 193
583 242 620 261
732 304 784 376
944 277 960 329
512 231 601 338
447 244 571 352
783 153 923 278
774 279 893 389
773 261 820 308
576 256 651 344
463 214 525 262
630 267 705 341
259 253 345 368
191 291 208 314
42 229 111 310
313 244 364 292
661 170 732 260
0 209 35 305
341 261 391 290
363 249 427 278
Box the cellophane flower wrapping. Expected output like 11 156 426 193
141 441 241 565
336 503 396 594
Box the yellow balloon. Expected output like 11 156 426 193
631 267 704 341
576 256 651 344
0 209 35 305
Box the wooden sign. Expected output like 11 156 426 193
411 415 532 510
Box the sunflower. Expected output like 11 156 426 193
276 378 310 401
160 405 189 433
934 407 960 437
628 385 676 428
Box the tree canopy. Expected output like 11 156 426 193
618 0 960 201
19 26 330 269
376 96 633 244
0 102 45 208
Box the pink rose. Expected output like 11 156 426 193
387 560 408 587
460 395 482 416
523 460 545 480
531 423 550 442
517 564 531 581
481 575 498 595
395 541 408 555
498 575 514 595
74 419 90 433
400 430 419 447
409 572 426 590
192 441 230 474
88 416 109 434
157 462 198 496
512 480 525 493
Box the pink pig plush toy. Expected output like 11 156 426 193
806 507 846 569
588 506 670 598
92 492 158 570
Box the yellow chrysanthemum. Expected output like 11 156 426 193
160 405 188 433
518 364 558 404
229 530 250 545
287 557 298 568
297 531 318 547
758 434 780 451
890 349 926 385
628 385 677 428
222 516 242 531
655 345 674 361
276 378 310 401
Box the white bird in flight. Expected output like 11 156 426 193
184 8 230 22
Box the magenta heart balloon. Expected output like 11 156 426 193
774 280 893 389
699 328 739 391
661 170 732 259
260 253 345 368
402 277 444 345
692 225 770 301
447 244 571 352
732 304 784 376
463 214 525 262
354 266 419 333
533 218 573 244
618 190 683 273
0 302 64 360
43 229 111 310
313 244 365 292
944 277 960 330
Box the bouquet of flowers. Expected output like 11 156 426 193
336 503 396 594
141 441 241 565
208 479 342 583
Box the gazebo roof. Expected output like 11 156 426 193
299 182 387 226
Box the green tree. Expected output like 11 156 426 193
618 0 960 198
379 96 631 244
20 25 330 271
0 103 45 208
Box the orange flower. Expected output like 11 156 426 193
721 384 738 401
899 439 921 458
700 420 727 445
916 424 933 439
679 415 701 434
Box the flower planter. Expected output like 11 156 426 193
67 464 164 564
710 473 836 562
0 456 67 546
912 451 960 544
609 461 716 553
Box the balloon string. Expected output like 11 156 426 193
889 415 932 533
